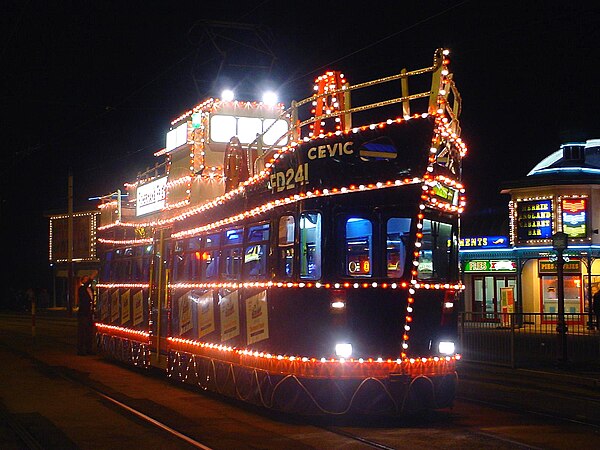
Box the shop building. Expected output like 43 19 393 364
461 139 600 326
48 210 100 309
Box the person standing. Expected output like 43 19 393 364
593 287 600 331
77 275 94 355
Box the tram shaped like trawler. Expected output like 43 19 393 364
96 48 467 415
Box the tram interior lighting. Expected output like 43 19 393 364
335 343 353 358
438 341 455 355
221 89 235 102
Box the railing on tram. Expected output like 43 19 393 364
252 47 459 174
458 312 600 368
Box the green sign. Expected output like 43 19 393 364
431 181 458 206
463 260 516 272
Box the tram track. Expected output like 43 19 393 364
0 331 402 450
0 401 45 450
2 313 600 449
0 338 212 449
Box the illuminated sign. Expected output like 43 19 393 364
459 236 509 249
463 260 516 272
166 122 189 152
517 200 552 240
348 259 370 274
538 258 581 274
49 212 97 261
431 181 459 206
562 198 586 238
136 176 167 216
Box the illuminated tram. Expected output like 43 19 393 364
95 48 467 415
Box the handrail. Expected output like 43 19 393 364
252 48 453 172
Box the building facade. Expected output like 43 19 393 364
461 139 600 327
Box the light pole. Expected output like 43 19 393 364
552 231 568 364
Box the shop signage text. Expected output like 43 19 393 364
463 260 516 272
517 200 553 240
538 258 581 274
459 235 509 249
562 198 587 238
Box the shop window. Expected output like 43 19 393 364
300 212 321 280
541 275 582 315
386 218 411 278
345 218 373 277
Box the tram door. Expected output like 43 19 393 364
149 228 171 369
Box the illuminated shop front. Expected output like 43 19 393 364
461 140 600 325
460 236 517 318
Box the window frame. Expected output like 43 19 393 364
300 211 322 280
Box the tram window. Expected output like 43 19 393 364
418 219 454 280
225 228 243 245
202 250 220 280
173 240 186 281
179 250 201 281
222 229 243 280
116 260 131 282
183 237 203 281
188 250 204 281
102 251 113 280
345 218 373 277
221 247 242 280
244 244 267 279
142 245 152 280
244 223 269 280
247 223 270 242
300 212 321 280
187 237 202 251
202 234 221 280
205 234 220 248
133 248 144 281
278 215 295 278
386 218 411 278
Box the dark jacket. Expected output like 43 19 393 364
77 281 93 318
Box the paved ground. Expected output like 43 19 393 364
1 309 600 449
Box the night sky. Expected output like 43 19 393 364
1 1 599 296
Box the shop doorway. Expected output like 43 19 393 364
472 275 516 319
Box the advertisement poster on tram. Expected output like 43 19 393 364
110 290 119 323
178 291 193 335
132 290 144 326
100 290 109 322
120 289 131 325
219 290 240 341
500 287 515 326
245 290 269 345
197 290 215 338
